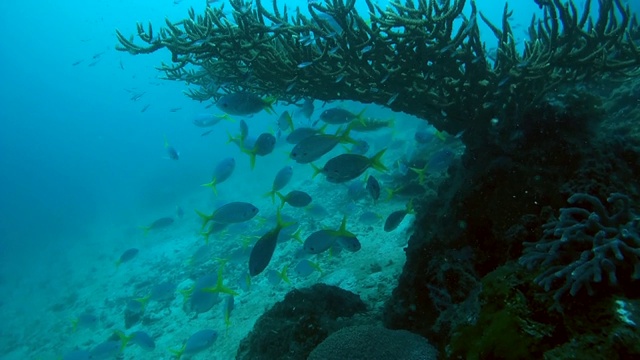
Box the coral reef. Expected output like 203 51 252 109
384 77 640 355
116 0 640 147
236 284 367 360
449 262 640 360
448 264 559 360
520 193 640 309
308 325 438 360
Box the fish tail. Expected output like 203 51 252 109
216 113 235 122
179 286 194 303
201 179 219 196
169 345 186 360
262 190 276 203
249 152 257 170
285 112 295 131
211 284 238 296
279 265 291 284
409 166 427 185
134 294 151 311
214 266 239 296
114 330 133 352
138 226 151 236
245 273 252 291
240 235 253 248
263 96 277 114
309 261 322 274
201 230 211 245
406 199 415 214
194 209 212 231
276 192 287 209
290 227 304 244
369 148 388 172
226 131 240 145
384 187 396 200
353 109 368 128
224 310 232 333
276 208 295 229
240 147 257 170
310 163 322 179
338 215 348 233
339 126 358 145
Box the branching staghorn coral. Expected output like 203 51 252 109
116 0 640 143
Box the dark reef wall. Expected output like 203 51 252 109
383 88 640 356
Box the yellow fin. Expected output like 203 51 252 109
138 225 151 236
310 163 322 179
409 165 428 185
290 227 304 244
278 264 291 284
263 97 277 114
194 209 212 231
276 208 296 230
240 146 257 170
245 273 252 291
226 131 242 146
263 189 277 203
215 113 235 122
406 199 415 215
114 330 134 352
202 264 238 296
180 286 194 304
223 307 232 332
369 149 388 172
201 178 219 196
384 187 396 201
276 192 287 209
133 294 151 311
169 344 186 360
337 126 358 145
308 260 323 274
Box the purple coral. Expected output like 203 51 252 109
520 193 640 309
